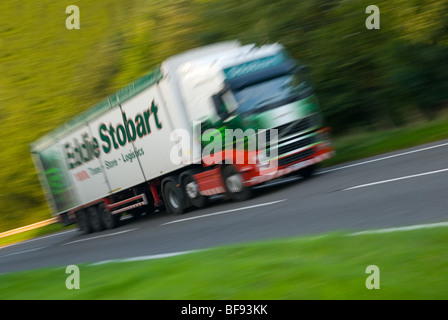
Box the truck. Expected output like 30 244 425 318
30 41 334 234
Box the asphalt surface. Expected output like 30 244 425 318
1 139 447 273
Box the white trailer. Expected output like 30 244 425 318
31 41 333 233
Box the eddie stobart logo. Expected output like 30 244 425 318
64 100 162 172
99 100 162 154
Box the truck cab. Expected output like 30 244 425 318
171 42 334 202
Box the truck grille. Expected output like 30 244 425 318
278 136 315 155
277 116 314 138
259 115 316 143
278 148 314 167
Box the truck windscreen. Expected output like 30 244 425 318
232 71 312 115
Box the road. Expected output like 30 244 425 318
1 140 447 273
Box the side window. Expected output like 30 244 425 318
221 91 238 114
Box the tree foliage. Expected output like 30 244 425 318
0 0 447 230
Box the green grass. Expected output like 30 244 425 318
1 227 447 300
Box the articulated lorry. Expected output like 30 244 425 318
30 41 334 234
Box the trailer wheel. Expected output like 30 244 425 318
99 202 120 230
87 206 104 232
163 180 184 215
76 210 92 234
222 166 252 202
183 174 207 208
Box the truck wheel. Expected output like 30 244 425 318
76 210 92 234
222 166 252 202
183 174 207 208
87 206 104 232
99 202 120 229
298 164 316 180
163 180 184 215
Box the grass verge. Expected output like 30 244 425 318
1 226 447 300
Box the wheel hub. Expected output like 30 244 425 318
226 174 243 193
185 181 199 199
168 190 180 209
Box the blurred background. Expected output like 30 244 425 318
1 0 447 232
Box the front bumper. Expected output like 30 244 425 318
244 142 334 186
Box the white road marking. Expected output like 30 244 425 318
62 228 137 246
350 221 448 236
4 220 447 268
161 199 287 226
318 141 448 175
90 221 448 266
0 246 47 258
0 229 77 250
343 167 448 191
90 250 198 266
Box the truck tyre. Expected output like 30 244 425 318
61 212 72 226
298 164 316 180
87 206 104 232
77 210 92 234
222 166 252 202
99 202 120 230
183 174 207 208
163 180 184 215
